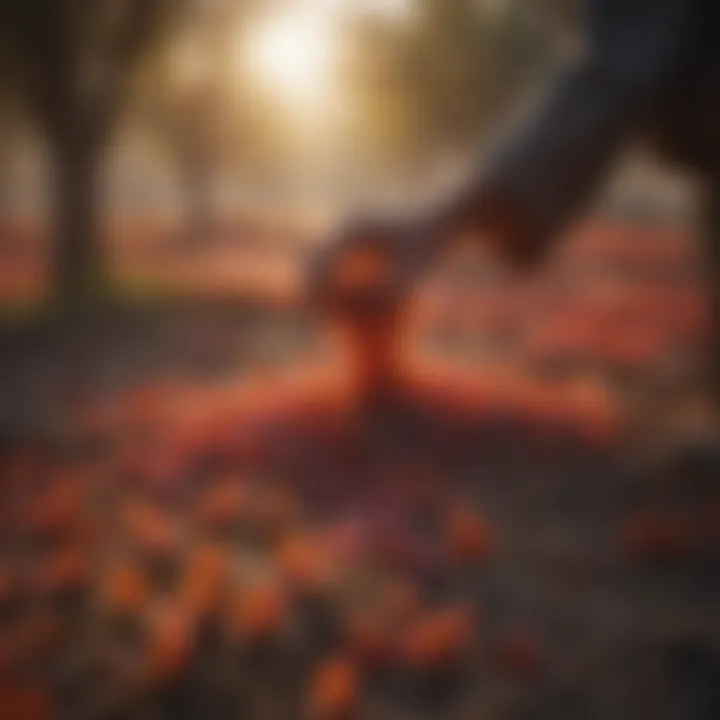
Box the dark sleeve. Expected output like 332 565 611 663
443 0 710 267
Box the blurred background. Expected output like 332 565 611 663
0 0 699 300
0 1 717 718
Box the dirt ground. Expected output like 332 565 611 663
0 216 718 718
0 291 717 719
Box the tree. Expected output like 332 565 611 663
0 0 188 300
0 98 23 220
135 12 239 248
345 0 569 192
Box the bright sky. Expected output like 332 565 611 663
240 0 413 111
313 0 412 21
245 9 337 107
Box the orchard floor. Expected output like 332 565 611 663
0 298 718 719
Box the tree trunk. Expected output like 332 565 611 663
188 183 212 248
705 177 720 422
52 141 103 302
183 165 214 249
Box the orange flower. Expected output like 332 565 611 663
229 582 287 641
444 505 495 564
181 544 228 619
101 560 148 617
35 547 89 597
145 602 194 683
196 480 248 530
27 481 84 535
0 563 18 608
380 578 421 626
121 499 181 558
621 510 700 561
307 656 360 719
276 532 334 594
19 613 64 661
491 630 544 679
399 605 475 671
253 485 299 536
0 684 51 720
345 609 394 667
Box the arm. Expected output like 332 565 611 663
441 0 710 268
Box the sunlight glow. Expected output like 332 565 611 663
244 9 338 109
316 0 412 21
361 0 412 21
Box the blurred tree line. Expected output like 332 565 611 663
345 0 575 189
0 0 579 302
0 0 192 298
